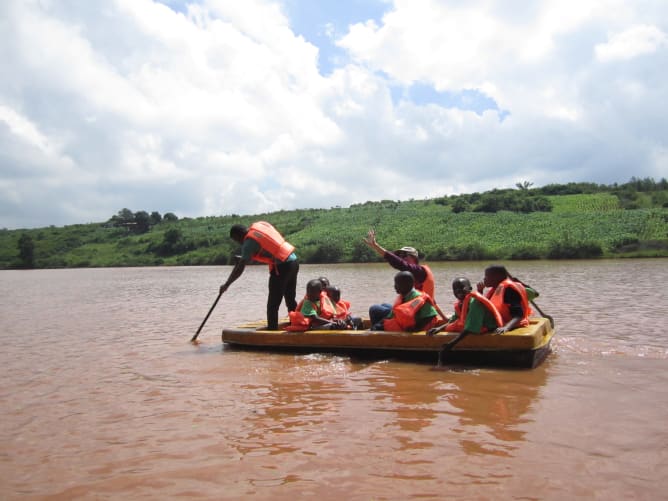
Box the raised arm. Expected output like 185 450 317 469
363 228 387 257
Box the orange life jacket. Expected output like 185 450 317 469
286 293 336 331
447 298 465 331
383 291 434 332
244 221 295 269
286 311 310 331
486 278 531 327
445 292 503 332
333 299 352 320
319 295 336 320
416 264 435 299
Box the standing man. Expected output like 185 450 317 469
219 221 299 330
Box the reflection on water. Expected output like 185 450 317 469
444 367 547 457
1 260 667 499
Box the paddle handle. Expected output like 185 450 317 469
436 330 471 366
191 291 222 342
530 300 554 328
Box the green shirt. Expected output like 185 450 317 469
462 297 500 333
299 298 320 317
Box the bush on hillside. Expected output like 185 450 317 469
351 241 378 263
302 242 344 264
510 246 543 260
547 240 603 259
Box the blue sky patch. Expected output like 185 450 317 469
391 81 508 118
282 0 389 75
156 0 389 75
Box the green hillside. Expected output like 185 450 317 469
2 181 667 269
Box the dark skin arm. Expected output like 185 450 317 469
366 228 447 322
427 323 447 336
308 315 346 329
428 318 475 337
219 257 246 294
494 288 524 334
495 317 521 334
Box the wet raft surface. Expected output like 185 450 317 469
223 317 555 368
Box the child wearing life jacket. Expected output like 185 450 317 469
287 279 346 331
326 285 364 330
427 277 502 336
476 265 533 333
371 271 441 332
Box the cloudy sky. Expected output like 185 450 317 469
1 0 667 229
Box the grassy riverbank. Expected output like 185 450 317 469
2 182 667 269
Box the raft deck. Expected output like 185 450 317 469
222 317 555 368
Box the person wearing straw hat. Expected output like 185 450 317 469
364 229 447 326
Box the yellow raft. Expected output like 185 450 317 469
222 317 555 368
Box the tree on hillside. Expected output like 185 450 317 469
133 211 150 233
626 176 668 192
108 208 165 233
108 208 136 229
150 211 162 225
164 228 182 246
305 242 343 263
147 228 194 256
351 240 378 262
471 190 552 213
18 233 35 268
451 198 469 213
163 212 178 222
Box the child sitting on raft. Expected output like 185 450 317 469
326 285 364 330
287 279 347 331
428 277 502 336
370 271 443 332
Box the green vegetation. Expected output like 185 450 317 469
1 178 667 269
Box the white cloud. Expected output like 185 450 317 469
595 24 667 62
0 0 667 229
0 104 79 181
0 105 60 157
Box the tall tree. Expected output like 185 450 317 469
133 211 150 233
516 181 534 191
149 211 162 225
18 233 35 268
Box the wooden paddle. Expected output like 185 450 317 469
530 300 554 328
431 330 472 369
191 291 222 342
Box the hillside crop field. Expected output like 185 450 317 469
2 188 667 269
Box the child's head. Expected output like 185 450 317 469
318 276 330 288
306 279 323 301
393 271 415 295
483 265 509 288
452 277 473 300
326 285 341 302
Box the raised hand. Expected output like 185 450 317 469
363 228 377 247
